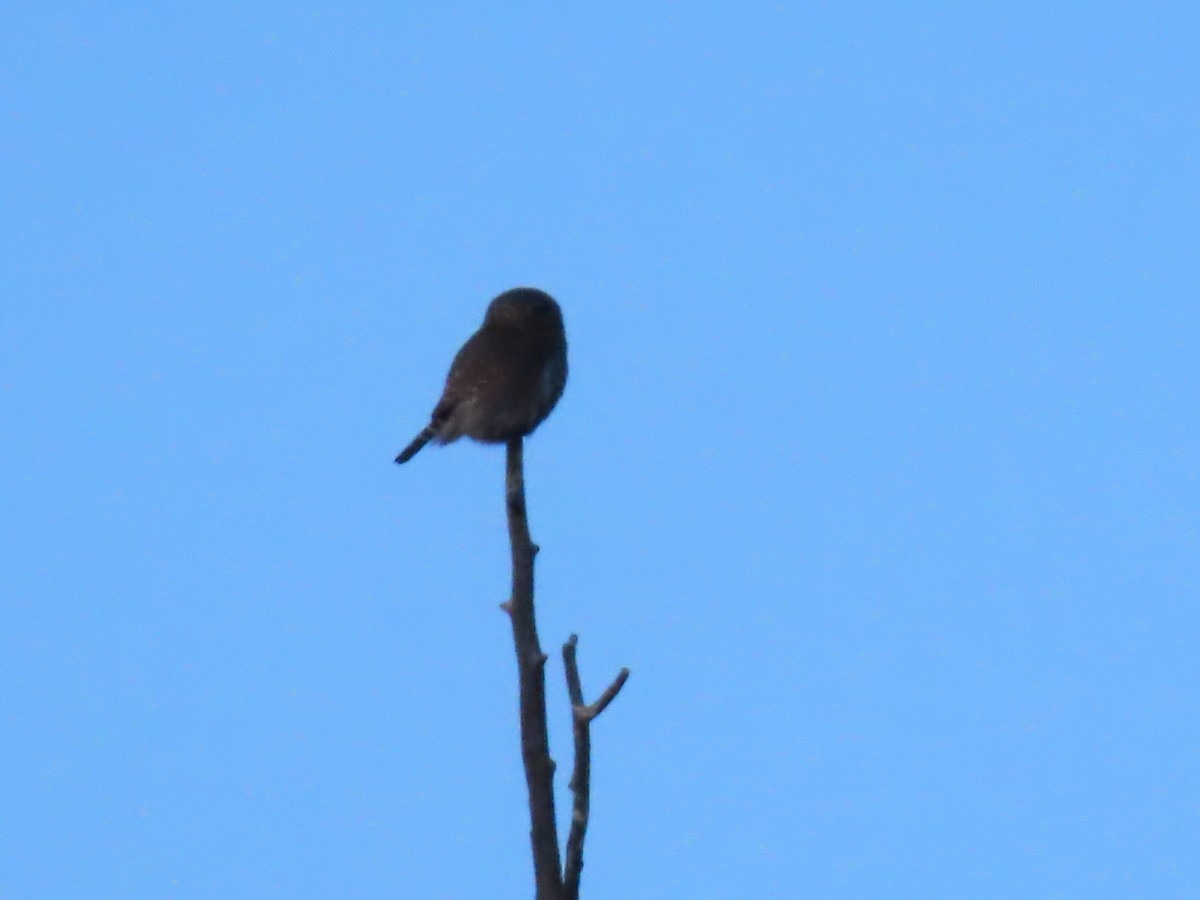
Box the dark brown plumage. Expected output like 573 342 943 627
395 288 568 464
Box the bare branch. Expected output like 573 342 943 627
505 438 563 900
561 634 630 900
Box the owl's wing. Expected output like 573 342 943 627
439 326 536 414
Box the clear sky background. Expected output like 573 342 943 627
3 3 1198 898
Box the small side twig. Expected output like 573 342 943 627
562 634 630 900
504 438 562 900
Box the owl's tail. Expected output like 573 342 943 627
395 425 436 464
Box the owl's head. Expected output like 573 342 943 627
484 287 564 334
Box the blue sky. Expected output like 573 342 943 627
3 3 1198 897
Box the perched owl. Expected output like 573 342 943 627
395 288 568 464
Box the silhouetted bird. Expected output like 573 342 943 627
395 288 568 464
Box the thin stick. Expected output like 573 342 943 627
562 634 630 900
505 438 563 900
